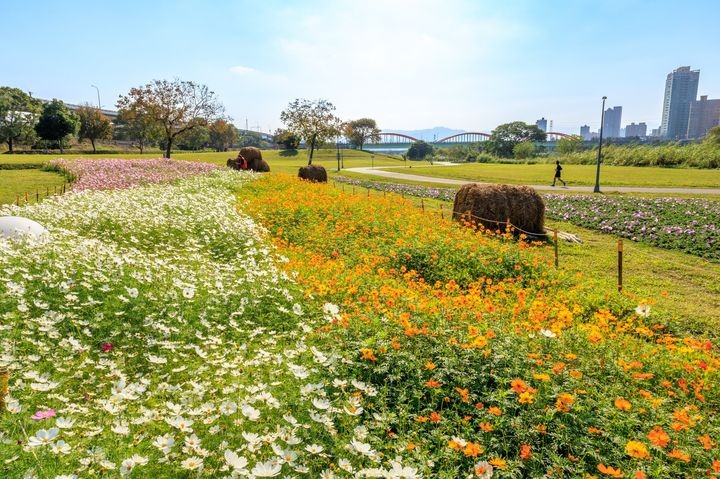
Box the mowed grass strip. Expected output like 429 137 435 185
382 162 720 188
0 169 67 205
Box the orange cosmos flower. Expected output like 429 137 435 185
511 378 529 394
634 472 647 479
359 348 378 361
555 393 575 412
424 361 436 370
625 441 650 460
533 373 551 381
614 398 632 411
698 434 715 450
518 391 535 404
667 449 690 462
647 426 670 447
552 362 566 374
424 379 441 388
455 387 470 403
463 442 483 457
489 457 507 470
479 421 494 432
597 464 624 477
488 406 503 416
712 460 720 472
520 444 532 460
429 411 442 423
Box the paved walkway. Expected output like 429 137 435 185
345 166 720 195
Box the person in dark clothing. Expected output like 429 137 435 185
552 160 566 187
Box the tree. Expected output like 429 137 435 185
176 124 210 150
279 99 342 164
115 106 160 153
407 140 434 160
35 99 79 153
0 87 42 152
208 119 238 151
556 135 583 154
704 126 720 146
116 79 224 158
273 128 301 150
487 121 546 157
76 104 113 153
513 141 535 159
344 118 381 150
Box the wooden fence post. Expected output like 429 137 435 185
0 368 8 413
24 192 28 204
440 203 444 219
36 190 39 202
617 238 623 292
16 195 20 206
554 229 559 268
421 198 425 212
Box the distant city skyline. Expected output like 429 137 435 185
2 0 720 135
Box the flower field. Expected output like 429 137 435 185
49 158 219 191
1 163 719 478
334 176 720 261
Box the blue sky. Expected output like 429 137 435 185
2 0 719 134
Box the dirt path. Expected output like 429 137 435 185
345 166 720 195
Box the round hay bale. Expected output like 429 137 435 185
298 165 328 183
239 147 262 163
452 183 545 236
253 159 270 172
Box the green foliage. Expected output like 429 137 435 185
556 135 583 154
273 128 301 150
34 99 79 153
116 79 224 158
704 126 720 146
279 98 342 164
208 119 238 152
407 140 434 160
512 141 536 159
555 142 720 169
176 125 210 150
344 118 381 150
76 104 113 153
115 104 161 153
0 87 42 152
487 121 547 157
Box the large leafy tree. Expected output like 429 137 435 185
0 87 42 152
116 79 224 158
76 104 113 153
407 140 434 160
279 99 342 164
208 119 238 151
344 118 381 150
556 134 583 154
487 121 546 157
35 99 80 153
273 128 301 150
116 104 160 153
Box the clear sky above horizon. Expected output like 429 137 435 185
2 0 719 134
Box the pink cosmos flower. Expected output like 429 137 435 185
31 409 56 420
101 342 113 352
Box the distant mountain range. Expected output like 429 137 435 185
384 126 466 141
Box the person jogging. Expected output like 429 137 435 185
552 160 567 187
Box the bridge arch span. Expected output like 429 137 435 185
437 132 491 143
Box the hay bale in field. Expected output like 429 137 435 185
253 159 270 172
452 183 545 236
298 165 328 183
239 147 262 163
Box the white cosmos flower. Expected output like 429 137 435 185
181 456 203 470
50 440 72 454
6 399 21 414
635 304 651 317
338 458 354 472
166 416 194 432
125 287 139 298
53 475 78 479
305 444 324 454
147 354 167 364
349 439 374 456
312 398 331 410
111 422 129 435
540 329 557 338
292 303 303 316
152 434 175 454
224 449 248 471
473 460 494 479
55 417 75 429
27 428 59 447
251 460 282 477
241 404 260 421
182 287 195 299
219 400 237 415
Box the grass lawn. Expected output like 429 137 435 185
382 162 720 188
0 169 67 205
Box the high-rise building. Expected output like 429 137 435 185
625 122 648 138
536 117 547 132
660 66 700 139
602 106 622 138
580 125 591 140
687 95 720 139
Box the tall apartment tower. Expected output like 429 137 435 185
580 125 591 140
535 117 547 132
625 122 647 138
687 95 720 139
660 66 700 139
602 106 623 138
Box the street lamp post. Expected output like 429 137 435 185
91 85 101 110
594 96 607 193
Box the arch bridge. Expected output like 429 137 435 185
373 131 570 148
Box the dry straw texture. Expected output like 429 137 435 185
453 183 545 235
298 165 328 183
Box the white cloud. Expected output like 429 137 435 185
229 65 257 75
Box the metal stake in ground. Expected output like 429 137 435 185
554 229 559 268
618 238 623 292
